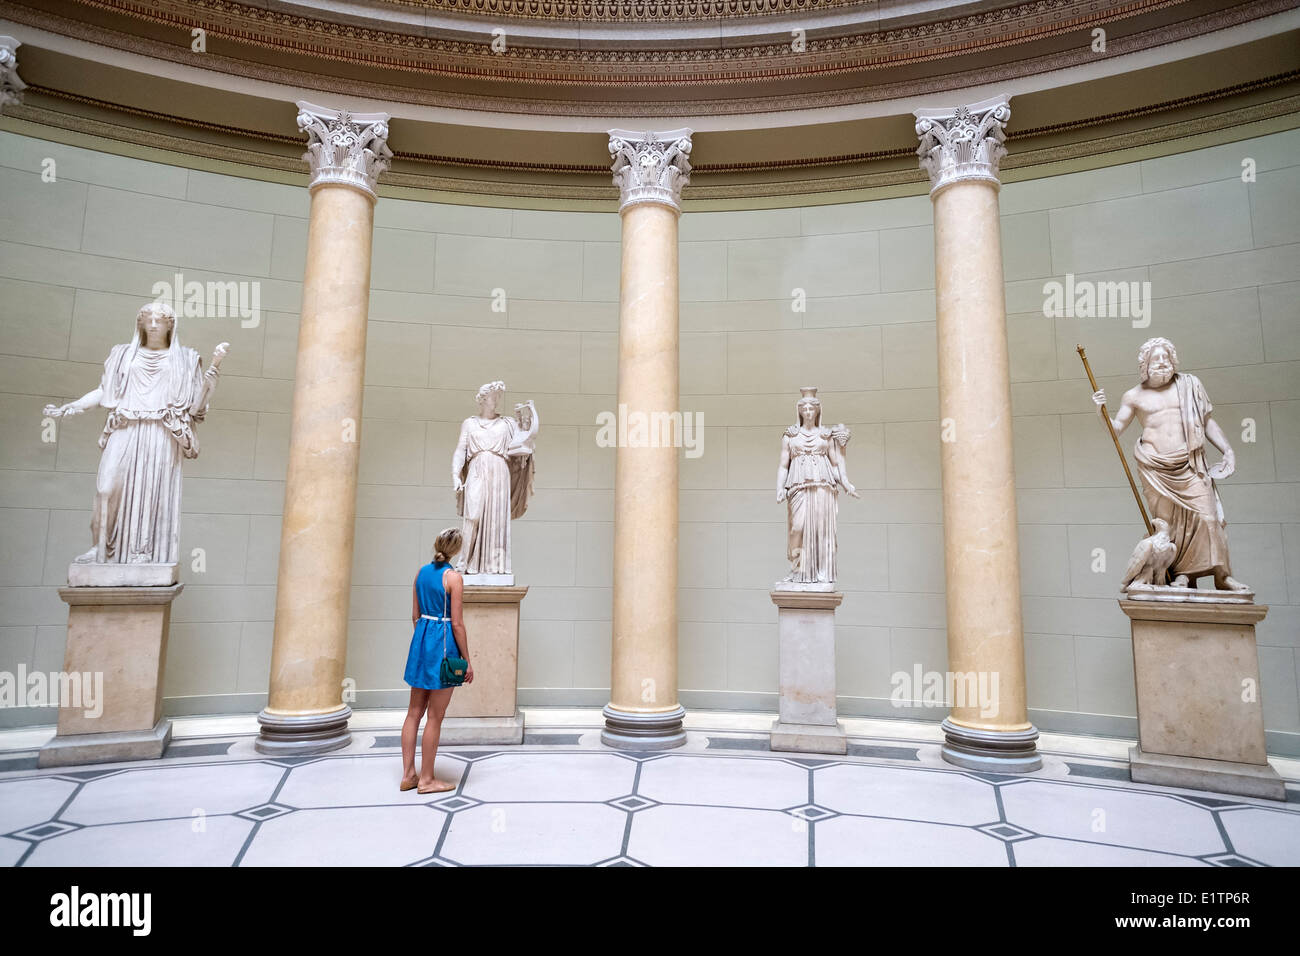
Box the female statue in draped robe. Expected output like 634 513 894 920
42 303 228 566
776 387 858 586
451 382 539 576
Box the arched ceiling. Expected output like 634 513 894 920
1 0 1297 205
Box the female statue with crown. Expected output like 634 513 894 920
775 387 859 586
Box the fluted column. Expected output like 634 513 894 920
0 36 27 114
602 129 692 750
257 103 392 754
915 96 1040 772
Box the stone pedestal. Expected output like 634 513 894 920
1121 598 1284 800
444 584 527 744
769 589 847 755
39 582 183 767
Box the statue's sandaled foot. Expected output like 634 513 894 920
73 548 98 564
1216 575 1251 592
1170 574 1190 589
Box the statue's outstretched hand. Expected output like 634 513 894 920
43 402 80 418
1092 389 1106 407
210 342 230 371
1209 450 1235 480
844 482 860 498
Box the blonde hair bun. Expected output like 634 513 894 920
433 527 463 564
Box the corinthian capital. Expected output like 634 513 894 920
296 101 393 199
0 37 27 114
608 128 693 214
914 95 1012 196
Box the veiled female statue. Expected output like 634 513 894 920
776 387 858 586
42 303 227 566
451 381 539 576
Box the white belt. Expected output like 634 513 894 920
420 615 450 622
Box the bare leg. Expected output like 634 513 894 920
418 687 457 791
400 687 430 789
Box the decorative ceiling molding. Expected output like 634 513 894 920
5 0 1295 117
369 0 872 22
8 84 1297 201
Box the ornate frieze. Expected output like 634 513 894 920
296 101 393 198
609 129 693 213
914 96 1012 195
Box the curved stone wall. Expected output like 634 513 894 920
1 126 1296 752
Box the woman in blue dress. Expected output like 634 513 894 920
401 527 475 794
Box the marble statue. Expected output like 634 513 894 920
776 387 858 586
1120 518 1177 590
1093 337 1249 592
42 303 227 567
452 382 539 576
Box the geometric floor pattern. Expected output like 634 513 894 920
2 732 1297 866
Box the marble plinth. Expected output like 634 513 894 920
38 584 182 768
446 585 527 733
461 572 514 587
1124 585 1255 605
68 562 178 587
769 589 846 755
1121 598 1283 800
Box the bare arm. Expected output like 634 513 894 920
1204 413 1236 478
451 421 469 490
44 386 103 418
412 576 420 627
829 436 859 498
1093 387 1137 435
445 569 473 682
776 434 791 502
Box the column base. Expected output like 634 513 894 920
940 718 1042 773
601 703 686 751
38 716 172 768
1130 746 1285 801
770 719 847 755
439 711 526 746
255 705 352 755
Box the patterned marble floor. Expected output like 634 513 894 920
1 727 1297 867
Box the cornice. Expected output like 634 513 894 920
368 0 872 21
8 80 1297 200
5 0 1267 86
5 0 1295 116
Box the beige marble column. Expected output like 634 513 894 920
256 103 392 754
915 96 1040 772
602 129 692 750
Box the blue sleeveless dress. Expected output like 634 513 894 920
404 561 460 690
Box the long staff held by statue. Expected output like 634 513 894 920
1076 344 1153 536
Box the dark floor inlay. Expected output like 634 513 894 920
705 736 770 752
0 756 39 773
1064 762 1130 781
524 733 583 745
164 741 234 758
55 768 122 780
847 744 920 762
371 735 401 748
1175 793 1245 809
785 757 837 768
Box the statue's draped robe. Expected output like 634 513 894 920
783 426 840 584
93 337 207 564
456 415 534 574
1133 372 1232 578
